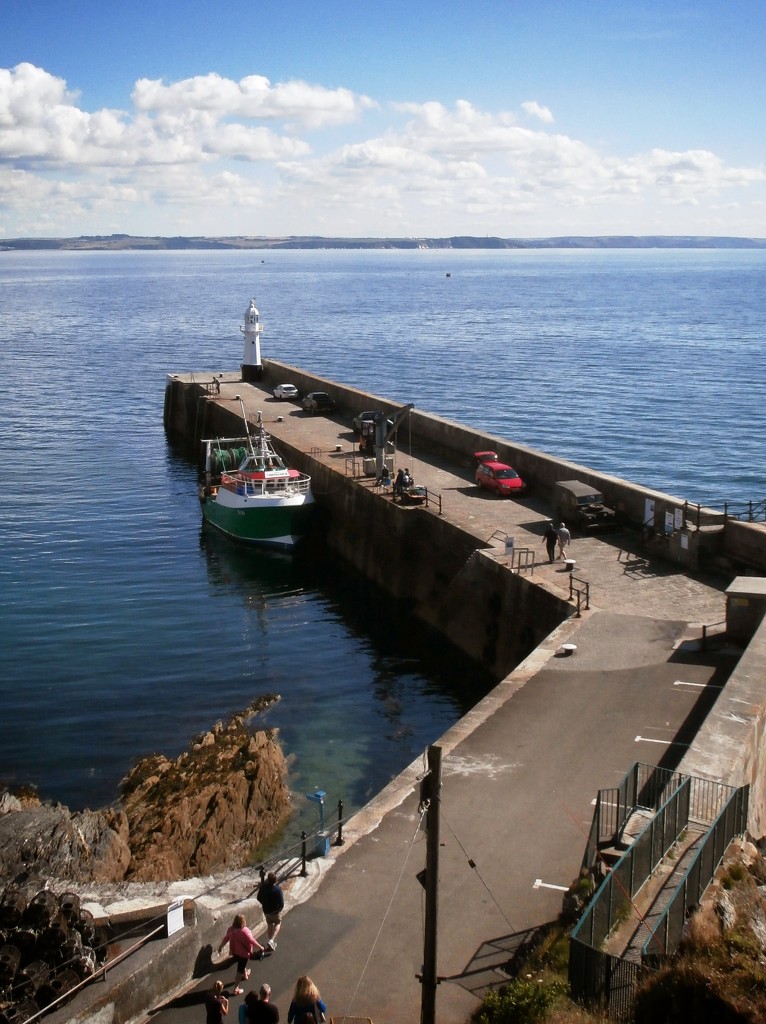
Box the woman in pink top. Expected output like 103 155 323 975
218 913 265 995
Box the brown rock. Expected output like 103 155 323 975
120 697 291 880
0 697 291 885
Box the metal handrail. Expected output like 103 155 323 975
219 473 312 496
19 925 167 1024
572 776 692 951
569 574 590 614
640 784 749 964
422 487 443 515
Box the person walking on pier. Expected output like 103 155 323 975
287 976 326 1023
557 522 571 560
245 984 279 1023
218 913 265 995
205 980 229 1023
257 872 285 950
542 521 558 563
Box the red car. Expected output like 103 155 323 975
474 451 525 497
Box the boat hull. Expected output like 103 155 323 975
202 492 315 548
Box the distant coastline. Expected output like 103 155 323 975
2 233 766 251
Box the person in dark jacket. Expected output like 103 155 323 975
542 521 558 563
257 872 285 951
205 980 229 1023
246 984 279 1023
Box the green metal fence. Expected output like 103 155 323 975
569 765 749 1020
641 784 749 965
580 762 687 876
572 776 691 952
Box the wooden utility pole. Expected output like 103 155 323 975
421 744 442 1024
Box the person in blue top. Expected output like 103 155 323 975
286 976 326 1023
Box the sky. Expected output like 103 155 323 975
1 0 765 239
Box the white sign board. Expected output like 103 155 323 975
166 899 186 936
504 536 515 559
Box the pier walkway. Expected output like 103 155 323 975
144 378 736 1024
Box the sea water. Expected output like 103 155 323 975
1 248 764 832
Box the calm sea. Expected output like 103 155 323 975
1 249 764 831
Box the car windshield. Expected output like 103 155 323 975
577 494 602 505
494 468 519 480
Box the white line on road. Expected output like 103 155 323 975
533 879 569 892
635 736 690 747
673 680 723 690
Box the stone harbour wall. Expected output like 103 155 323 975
260 359 766 574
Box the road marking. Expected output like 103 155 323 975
635 736 690 747
533 879 569 892
673 680 723 690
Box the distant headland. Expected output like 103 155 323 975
2 233 766 251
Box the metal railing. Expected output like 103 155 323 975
572 776 692 952
421 487 443 515
681 498 766 528
219 472 312 496
568 945 642 1024
641 784 749 965
570 768 749 1020
514 547 535 574
581 763 687 876
568 574 590 615
706 499 766 523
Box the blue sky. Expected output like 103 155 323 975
1 0 765 238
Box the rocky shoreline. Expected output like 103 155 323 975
0 698 291 888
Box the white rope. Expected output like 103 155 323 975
342 803 427 1018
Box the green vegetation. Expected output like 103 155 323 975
472 975 566 1024
470 924 604 1024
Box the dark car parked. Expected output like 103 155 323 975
301 391 336 415
553 479 618 532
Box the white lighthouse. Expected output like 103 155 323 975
240 298 264 382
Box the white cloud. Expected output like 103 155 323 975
521 100 554 124
0 64 764 237
133 72 376 130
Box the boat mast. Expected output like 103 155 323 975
237 397 258 460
